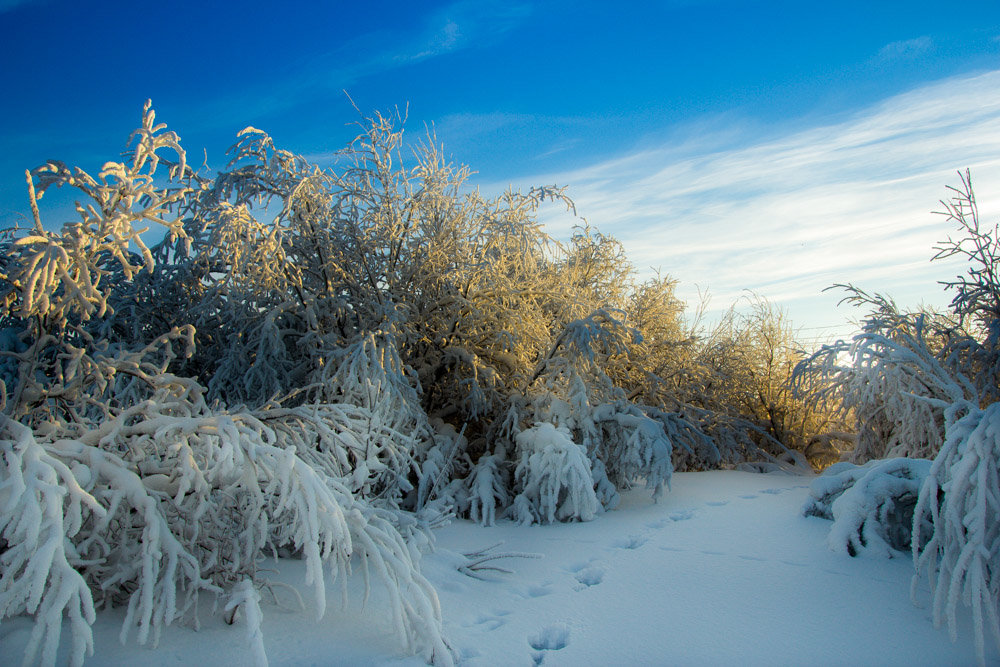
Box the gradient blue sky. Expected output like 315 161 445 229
2 0 1000 342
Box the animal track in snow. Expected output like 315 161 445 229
574 566 605 588
669 509 696 521
613 534 648 550
706 500 729 507
739 494 758 499
761 488 787 495
523 583 554 598
529 623 570 664
465 610 511 631
563 559 595 574
458 646 482 661
646 518 670 529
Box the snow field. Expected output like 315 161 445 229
2 471 993 666
428 472 973 667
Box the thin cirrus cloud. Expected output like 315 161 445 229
325 1 529 82
876 36 935 63
185 1 533 132
526 69 1000 336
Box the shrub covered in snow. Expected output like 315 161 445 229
0 383 452 666
804 458 933 557
0 104 453 667
795 172 999 465
798 171 1000 664
794 298 965 463
463 453 509 527
0 100 843 665
512 422 599 524
913 401 1000 665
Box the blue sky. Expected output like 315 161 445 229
2 0 1000 342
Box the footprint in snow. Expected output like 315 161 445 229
670 509 696 521
700 549 726 556
563 559 596 574
761 488 787 495
612 534 648 550
529 623 570 664
706 500 729 507
573 566 605 588
522 583 554 599
465 610 511 631
739 494 758 499
645 518 670 529
738 555 766 562
458 646 482 661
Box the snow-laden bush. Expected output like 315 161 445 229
523 310 674 512
589 402 673 500
224 579 267 667
0 389 452 666
529 389 673 511
804 458 932 557
913 401 1000 665
795 172 998 465
795 301 961 463
0 103 452 666
0 419 104 666
463 453 509 527
512 422 599 524
1 98 846 663
311 331 430 502
797 172 1000 664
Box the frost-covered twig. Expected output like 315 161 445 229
457 542 542 580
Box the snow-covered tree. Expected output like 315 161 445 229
797 171 1000 664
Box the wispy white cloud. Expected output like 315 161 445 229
336 1 531 77
185 1 534 131
519 69 1000 336
531 138 583 161
425 111 594 161
430 112 537 143
399 0 531 63
876 36 934 62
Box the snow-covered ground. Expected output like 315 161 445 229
2 470 993 666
